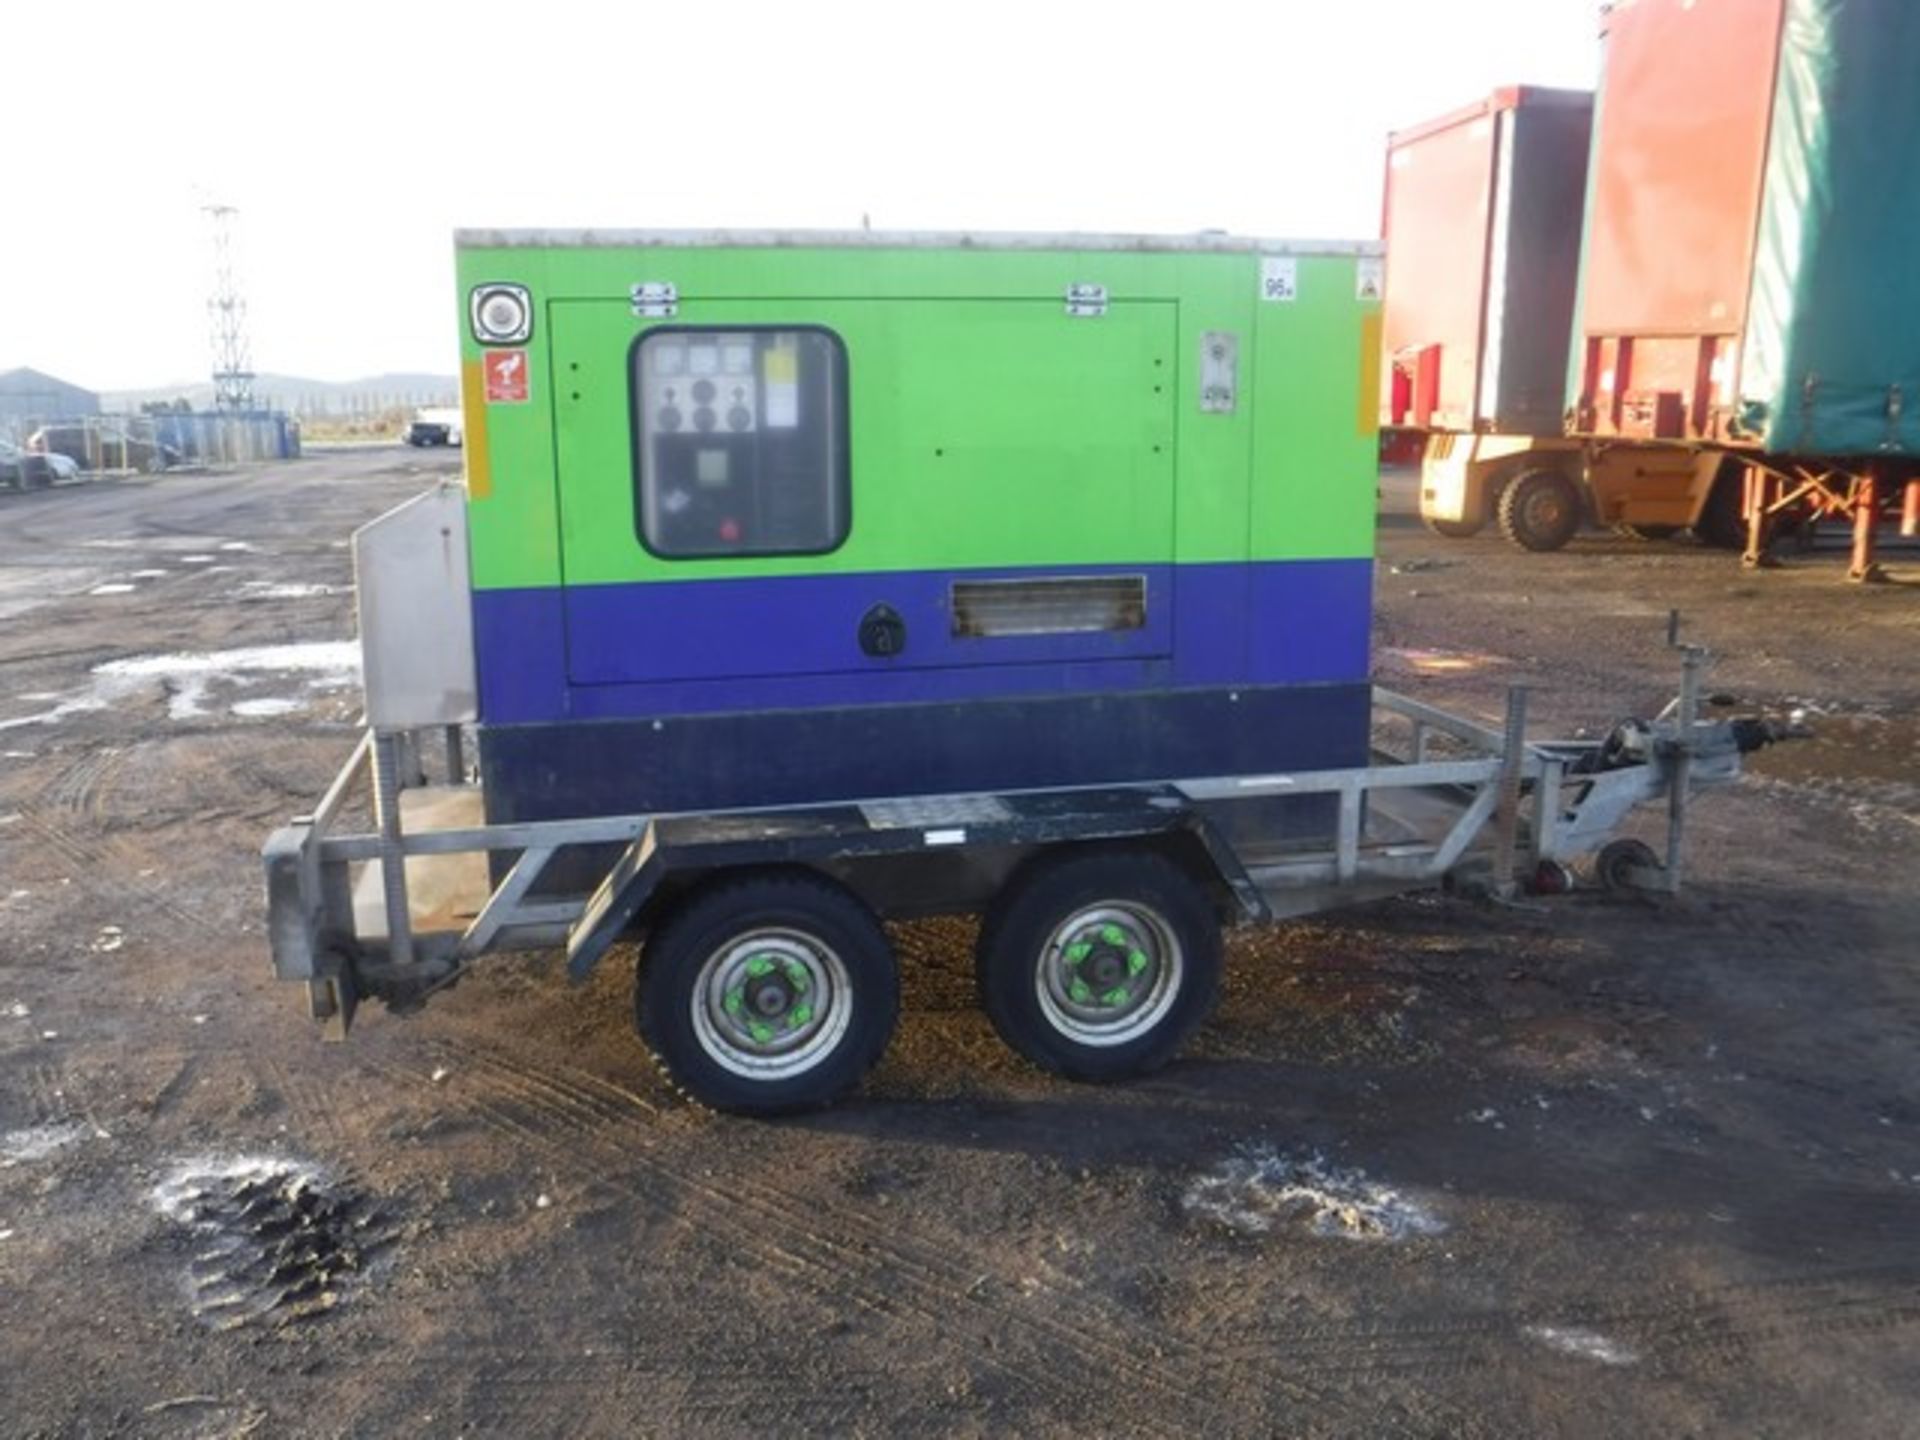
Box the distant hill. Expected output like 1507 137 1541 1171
103 371 458 417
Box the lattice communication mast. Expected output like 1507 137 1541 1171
205 204 256 411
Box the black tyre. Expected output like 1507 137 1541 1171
1497 468 1584 552
637 871 899 1115
975 850 1221 1082
1614 522 1680 541
1691 467 1746 550
1595 838 1661 892
1422 513 1485 539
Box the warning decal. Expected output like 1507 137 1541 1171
1259 256 1298 303
1356 256 1384 302
483 349 529 404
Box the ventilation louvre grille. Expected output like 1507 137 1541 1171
951 575 1147 638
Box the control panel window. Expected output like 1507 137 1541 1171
633 327 849 557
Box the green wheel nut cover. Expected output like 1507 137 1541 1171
749 1021 775 1044
1127 950 1149 975
1100 924 1126 945
1065 941 1092 964
787 1004 814 1030
723 989 744 1015
746 956 775 978
1068 978 1093 1004
1101 986 1130 1006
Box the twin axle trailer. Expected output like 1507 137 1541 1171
264 228 1786 1113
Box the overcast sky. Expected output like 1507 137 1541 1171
1 0 1598 392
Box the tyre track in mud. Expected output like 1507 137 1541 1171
9 751 225 938
320 1346 904 1438
354 1038 1478 1440
1205 1265 1920 1383
397 1045 1916 1422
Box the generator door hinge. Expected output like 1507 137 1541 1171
1064 283 1108 318
631 282 679 318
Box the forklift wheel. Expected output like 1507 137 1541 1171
975 850 1220 1082
637 872 899 1115
1595 838 1662 893
1497 468 1583 552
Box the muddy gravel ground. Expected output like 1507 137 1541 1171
2 449 1917 1438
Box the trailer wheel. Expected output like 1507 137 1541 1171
1422 514 1485 540
1691 467 1746 550
1595 838 1662 893
976 851 1220 1082
1497 468 1584 552
637 872 899 1115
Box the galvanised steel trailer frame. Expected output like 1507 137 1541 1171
264 649 1777 1112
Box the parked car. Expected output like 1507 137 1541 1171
403 406 463 447
28 423 182 473
0 438 77 489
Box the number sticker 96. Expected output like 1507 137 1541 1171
1260 256 1298 303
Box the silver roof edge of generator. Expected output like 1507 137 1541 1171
452 227 1384 257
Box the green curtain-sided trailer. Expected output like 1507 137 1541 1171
261 228 1790 1113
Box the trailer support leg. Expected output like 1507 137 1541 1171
1664 648 1703 894
445 724 467 784
372 730 415 969
1849 471 1884 583
1490 686 1530 898
1741 465 1778 569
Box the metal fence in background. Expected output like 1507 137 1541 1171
0 411 300 472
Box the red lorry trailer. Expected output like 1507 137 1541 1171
1410 0 1920 576
1379 86 1593 542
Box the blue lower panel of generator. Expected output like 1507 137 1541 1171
477 681 1371 828
469 558 1374 724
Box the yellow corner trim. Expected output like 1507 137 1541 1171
460 359 493 500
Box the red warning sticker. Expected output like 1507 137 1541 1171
483 349 529 404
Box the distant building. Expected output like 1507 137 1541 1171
0 367 100 426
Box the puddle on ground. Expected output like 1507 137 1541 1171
230 697 306 718
0 641 357 729
1525 1324 1640 1366
1 1122 90 1167
1377 646 1505 677
87 583 136 596
150 1156 395 1330
1183 1145 1445 1242
229 581 344 601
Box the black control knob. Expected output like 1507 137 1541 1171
693 406 718 433
691 379 717 404
657 405 682 432
858 603 906 658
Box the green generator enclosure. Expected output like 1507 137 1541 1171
451 229 1383 826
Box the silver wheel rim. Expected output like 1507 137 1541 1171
690 928 853 1080
1034 902 1183 1048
